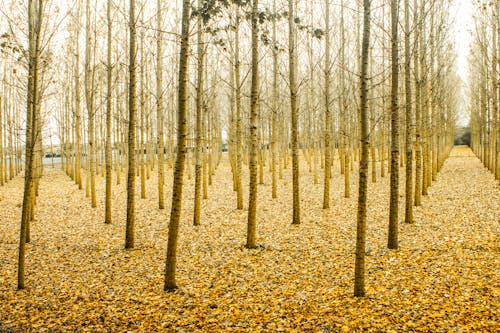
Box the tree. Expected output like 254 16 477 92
18 0 43 290
234 5 244 210
246 0 259 248
194 0 205 226
414 0 422 207
271 0 278 200
288 0 300 225
388 0 400 250
340 0 349 200
404 0 413 224
164 0 191 291
354 0 371 298
84 0 97 208
323 0 331 210
125 0 137 249
74 0 83 191
104 0 113 224
156 0 165 210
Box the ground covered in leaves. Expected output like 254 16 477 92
0 146 498 332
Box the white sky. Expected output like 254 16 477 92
453 0 473 81
451 0 473 125
0 0 477 144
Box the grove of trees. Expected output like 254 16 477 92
0 0 496 302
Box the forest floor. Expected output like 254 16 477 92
0 146 498 332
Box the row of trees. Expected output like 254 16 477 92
4 0 461 296
0 61 24 186
469 1 500 182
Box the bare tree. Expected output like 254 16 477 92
125 0 137 249
354 0 371 298
388 0 400 250
246 0 259 248
164 0 191 290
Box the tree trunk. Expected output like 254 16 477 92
323 0 331 209
164 0 190 290
246 0 259 248
414 0 424 207
156 0 165 209
104 0 113 224
354 0 371 298
85 0 96 208
18 0 42 290
340 0 350 199
404 0 413 224
140 26 146 200
288 0 300 225
75 0 82 190
234 8 243 210
271 0 278 199
125 0 137 249
388 0 400 250
194 0 204 226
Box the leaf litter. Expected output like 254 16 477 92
0 146 498 332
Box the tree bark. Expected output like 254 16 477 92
246 0 259 248
104 0 113 224
404 0 413 224
18 0 42 290
156 0 165 209
164 0 190 290
194 0 204 226
234 8 243 210
271 0 278 199
125 0 137 249
85 0 96 208
288 0 300 225
388 0 400 250
323 0 331 209
354 0 371 298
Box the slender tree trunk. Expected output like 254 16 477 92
104 0 113 224
125 0 137 249
323 0 331 209
413 0 423 206
354 0 371 298
369 48 376 184
288 0 300 225
234 9 243 210
194 0 204 226
430 7 437 183
388 0 400 250
140 27 146 200
422 5 433 196
75 1 82 190
164 0 190 290
156 0 165 209
340 1 350 199
18 0 42 290
246 0 259 248
85 0 96 208
492 3 499 181
404 0 413 223
271 0 278 199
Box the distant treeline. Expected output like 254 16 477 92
454 127 471 146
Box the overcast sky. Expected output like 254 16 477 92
453 0 473 81
451 0 473 125
0 0 477 144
